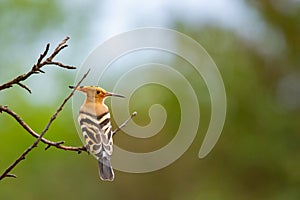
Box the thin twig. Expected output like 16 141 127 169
5 174 17 178
47 36 69 61
112 111 137 135
46 61 76 69
16 83 31 93
0 36 75 93
0 69 90 180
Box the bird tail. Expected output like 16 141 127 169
98 152 114 181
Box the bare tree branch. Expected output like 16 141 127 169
0 37 137 181
0 69 90 180
0 36 76 93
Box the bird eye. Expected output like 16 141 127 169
96 91 100 94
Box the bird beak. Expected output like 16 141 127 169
105 91 125 98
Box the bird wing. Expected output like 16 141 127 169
78 111 113 157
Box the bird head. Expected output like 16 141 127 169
69 85 124 103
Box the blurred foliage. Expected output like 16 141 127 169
1 0 300 200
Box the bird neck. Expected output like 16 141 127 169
81 97 108 116
85 97 104 104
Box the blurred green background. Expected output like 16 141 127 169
0 0 300 199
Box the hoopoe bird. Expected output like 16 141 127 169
69 85 124 181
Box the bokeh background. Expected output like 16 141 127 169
0 0 300 199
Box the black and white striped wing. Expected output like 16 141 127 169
78 111 113 157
